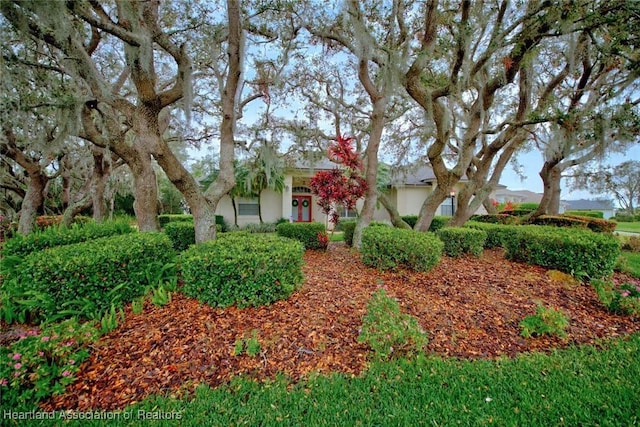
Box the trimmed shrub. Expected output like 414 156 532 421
503 226 620 279
437 227 487 257
10 232 174 321
562 214 616 233
341 221 357 246
242 222 278 233
565 210 604 219
179 233 304 308
465 222 519 249
470 214 518 225
358 288 428 360
527 215 589 229
400 215 449 231
401 215 418 228
429 216 450 232
2 219 133 257
506 209 536 217
361 227 443 272
276 222 326 249
158 214 193 227
614 213 635 222
164 221 196 251
528 214 616 233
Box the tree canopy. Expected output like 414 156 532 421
1 0 639 237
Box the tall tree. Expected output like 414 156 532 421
573 160 640 215
403 0 605 230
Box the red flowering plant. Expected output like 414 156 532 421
310 135 367 226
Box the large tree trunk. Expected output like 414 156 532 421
547 168 562 215
352 65 385 249
129 154 160 232
18 173 48 235
415 181 457 231
377 191 411 229
91 147 110 222
530 160 561 219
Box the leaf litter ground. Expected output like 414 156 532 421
41 244 639 411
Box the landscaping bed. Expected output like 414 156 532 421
34 243 640 411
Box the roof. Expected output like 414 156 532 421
388 164 469 186
564 199 615 210
494 189 543 203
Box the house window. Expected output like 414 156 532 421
292 186 311 193
335 204 358 219
237 198 259 215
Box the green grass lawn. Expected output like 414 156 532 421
329 231 344 242
620 251 640 278
37 334 640 427
615 222 640 233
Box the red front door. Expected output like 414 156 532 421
292 196 312 222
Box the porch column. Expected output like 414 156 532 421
282 175 293 221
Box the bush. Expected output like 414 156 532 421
621 236 640 253
613 213 635 222
470 214 518 225
528 214 616 233
8 232 175 322
562 215 616 233
158 214 226 231
34 215 62 229
276 222 326 249
242 222 278 233
164 221 196 251
361 227 443 272
401 215 418 228
592 279 640 316
158 214 193 227
2 219 134 257
428 216 450 232
565 210 604 219
400 215 449 231
437 227 487 257
341 221 357 246
179 233 304 308
358 288 428 360
520 304 569 338
503 226 620 279
465 222 519 249
527 215 588 229
0 318 101 410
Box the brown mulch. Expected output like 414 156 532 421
40 243 639 411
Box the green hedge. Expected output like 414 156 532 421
400 215 449 231
164 222 196 251
179 233 304 308
503 226 620 279
437 227 487 257
465 222 519 249
10 232 174 321
158 214 193 227
469 214 519 225
565 210 604 219
2 219 133 257
158 214 227 231
401 215 418 228
341 221 357 246
276 222 326 249
361 227 443 272
528 215 616 233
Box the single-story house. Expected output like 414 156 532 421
215 159 497 228
563 199 616 219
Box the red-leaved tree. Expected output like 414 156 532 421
310 135 367 225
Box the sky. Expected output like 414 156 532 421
499 144 640 203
